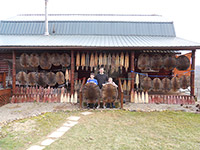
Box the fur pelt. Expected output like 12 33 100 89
16 71 27 85
37 73 47 87
60 53 71 67
162 78 171 92
102 83 118 103
29 53 39 67
141 77 152 91
171 77 180 92
46 72 56 86
163 54 176 71
150 54 163 70
20 53 29 68
39 53 52 70
152 78 162 92
52 53 61 66
180 75 190 89
27 72 36 86
138 53 150 70
176 55 190 71
56 71 65 85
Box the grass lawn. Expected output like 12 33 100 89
0 110 200 150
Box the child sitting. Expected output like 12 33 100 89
86 73 98 85
103 77 118 87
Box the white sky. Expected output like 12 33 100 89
0 0 200 64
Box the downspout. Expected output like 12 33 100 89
44 0 49 36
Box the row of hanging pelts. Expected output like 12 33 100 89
137 53 190 71
20 53 71 69
16 69 71 87
76 52 129 72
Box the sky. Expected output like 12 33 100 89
0 0 200 64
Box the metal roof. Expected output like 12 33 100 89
0 14 175 36
0 35 199 49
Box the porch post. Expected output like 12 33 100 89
131 51 135 91
71 50 75 95
190 49 196 96
12 51 16 94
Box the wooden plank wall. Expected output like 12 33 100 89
0 53 12 73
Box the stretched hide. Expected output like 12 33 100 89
20 53 29 68
82 82 100 104
124 52 129 72
52 53 61 66
56 71 65 85
152 78 162 92
138 53 150 70
27 72 36 86
162 78 171 92
60 53 70 67
176 55 190 71
180 75 190 89
150 54 163 70
102 83 118 103
39 53 52 70
29 53 39 67
171 77 180 92
141 77 152 91
163 54 176 71
37 73 47 87
17 71 27 85
46 72 56 86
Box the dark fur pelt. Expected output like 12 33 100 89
56 71 65 85
52 53 61 66
150 54 163 70
37 73 47 87
180 75 190 89
27 72 36 86
39 53 52 70
82 82 100 103
176 55 190 71
152 78 162 92
141 77 152 91
163 54 176 71
162 78 171 92
29 53 39 67
46 72 56 86
20 53 29 68
60 53 71 67
17 71 27 85
102 84 118 103
138 53 150 70
171 77 180 92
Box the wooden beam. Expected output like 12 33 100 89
12 51 16 94
190 49 196 96
3 72 6 88
131 51 135 92
71 51 75 95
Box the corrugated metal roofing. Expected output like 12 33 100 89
0 14 175 36
0 35 199 48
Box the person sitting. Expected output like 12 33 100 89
103 77 118 87
86 73 98 85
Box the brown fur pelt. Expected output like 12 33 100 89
138 53 150 70
102 83 118 103
20 53 29 68
180 75 190 89
29 53 39 67
150 54 163 70
60 53 71 67
152 78 162 92
46 72 56 86
39 53 52 70
176 55 190 71
82 82 100 104
52 53 61 66
16 71 27 85
37 73 47 87
56 71 65 85
141 76 152 91
27 72 36 86
162 78 171 92
163 54 176 71
171 77 180 92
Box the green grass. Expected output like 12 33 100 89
1 110 200 150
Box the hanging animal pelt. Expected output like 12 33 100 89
20 53 29 68
171 77 180 92
127 80 131 93
162 78 171 92
90 53 95 71
76 52 80 70
180 75 190 89
29 53 39 68
65 69 69 82
74 80 79 91
27 72 36 86
39 53 52 70
37 73 47 87
82 82 100 104
17 71 27 85
152 78 162 92
163 54 176 71
52 53 61 66
123 80 127 93
115 53 120 72
137 53 150 70
98 53 103 68
141 76 152 91
120 52 124 70
150 54 163 70
107 53 112 71
111 53 116 73
102 83 118 103
85 52 90 71
81 52 86 70
56 71 65 85
103 53 107 68
46 72 56 86
125 52 129 72
94 52 98 70
60 53 71 67
176 55 190 71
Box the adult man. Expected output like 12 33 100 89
95 67 108 89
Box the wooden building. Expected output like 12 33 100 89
0 14 200 107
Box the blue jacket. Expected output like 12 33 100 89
86 79 98 85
